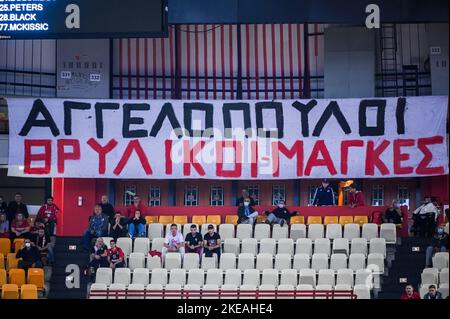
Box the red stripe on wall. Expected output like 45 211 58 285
212 25 217 99
194 25 200 100
144 39 149 99
228 25 234 99
152 38 157 99
119 39 123 99
245 24 251 99
169 27 175 98
127 38 132 99
220 25 225 99
186 25 191 99
279 24 286 99
161 38 166 99
288 24 294 99
136 39 140 99
204 25 209 99
271 24 277 99
262 24 268 99
297 24 303 98
254 24 259 100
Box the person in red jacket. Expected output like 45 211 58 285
36 196 59 236
347 183 365 208
126 195 147 218
400 284 421 299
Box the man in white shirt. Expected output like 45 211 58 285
162 224 185 259
413 196 440 237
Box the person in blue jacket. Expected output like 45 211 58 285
312 179 336 206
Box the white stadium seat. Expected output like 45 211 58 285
132 268 150 285
343 224 360 240
114 268 131 285
150 238 165 252
108 283 126 299
318 269 336 287
296 284 314 299
147 255 162 270
165 283 182 299
277 238 294 255
330 254 348 271
369 238 386 257
254 224 270 241
290 224 307 240
221 284 238 299
256 253 273 270
117 237 132 256
439 284 449 299
147 224 163 240
164 253 182 270
439 268 449 285
150 268 168 286
361 223 378 240
314 238 331 256
262 269 279 286
325 224 342 239
224 269 242 287
127 283 145 299
219 253 237 270
367 253 385 273
238 253 255 270
243 269 260 286
355 269 373 289
295 238 313 256
280 269 298 286
219 224 235 240
349 254 366 271
353 284 371 299
258 284 276 299
169 269 187 285
299 269 316 287
187 269 205 286
241 238 258 256
433 253 449 270
380 223 397 244
311 253 329 271
334 284 353 299
183 253 200 270
332 238 349 255
336 268 354 287
277 284 295 299
128 252 145 270
293 254 310 270
201 255 218 270
183 284 201 299
133 238 150 254
272 224 289 240
223 238 241 255
101 237 113 249
259 238 276 255
421 268 439 286
202 284 219 299
145 283 164 299
236 224 253 240
351 238 368 256
275 254 292 271
308 224 324 241
205 269 223 286
239 284 257 299
95 268 112 285
89 283 108 299
315 284 333 299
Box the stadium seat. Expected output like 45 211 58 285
0 238 10 257
95 268 113 285
225 215 239 225
311 253 329 271
239 284 257 299
290 216 305 224
256 253 273 270
145 283 164 299
419 285 428 298
307 216 322 225
260 238 276 255
7 253 20 270
296 284 314 299
1 284 19 299
184 284 201 299
13 239 25 252
353 284 371 299
169 269 186 285
318 269 336 287
258 284 276 299
183 253 200 270
9 268 25 287
108 283 126 299
308 224 324 241
367 253 385 273
330 254 348 271
362 223 378 240
150 268 168 285
187 269 205 286
201 255 218 270
101 237 113 249
439 284 449 299
290 224 307 240
116 237 132 256
0 268 6 288
280 269 298 286
221 284 239 299
202 284 219 299
223 238 240 255
165 253 182 270
332 238 349 255
299 269 316 287
192 215 207 225
127 283 145 299
343 224 360 240
254 224 270 241
439 268 449 285
324 216 339 225
20 284 38 299
205 269 223 287
353 216 368 226
349 254 366 271
421 268 439 286
114 268 131 285
173 216 188 225
314 238 331 256
238 253 255 270
147 255 162 270
295 238 313 256
445 223 449 236
27 268 44 290
333 284 352 299
277 284 295 299
150 238 165 252
315 284 334 299
219 253 237 270
351 238 368 255
218 224 235 240
89 283 108 299
277 238 294 255
339 216 354 225
207 215 221 225
164 283 182 299
243 269 260 286
433 253 449 270
133 238 150 254
236 224 253 240
325 224 342 239
272 224 289 240
0 253 4 269
380 223 397 244
224 269 241 286
129 252 145 270
262 269 279 286
147 224 164 240
158 216 173 225
165 223 182 236
336 269 354 287
369 238 386 257
132 268 150 285
241 238 258 256
293 254 310 270
275 254 292 270
200 223 217 236
145 216 158 224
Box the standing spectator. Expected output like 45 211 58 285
126 195 147 218
163 224 185 257
7 192 29 222
383 200 403 224
107 239 125 269
265 200 297 227
413 196 440 237
36 196 59 236
236 188 256 207
99 195 115 220
0 212 9 238
312 179 336 206
400 284 421 299
0 195 7 216
10 213 31 240
88 237 108 281
82 205 109 250
185 224 203 256
34 227 54 264
347 183 365 208
237 197 259 225
423 285 443 299
425 226 449 267
16 238 43 270
127 210 146 238
109 212 128 240
203 224 221 260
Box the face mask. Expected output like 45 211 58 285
278 204 284 208
244 202 250 207
25 243 31 248
437 228 444 235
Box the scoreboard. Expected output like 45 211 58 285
0 0 167 39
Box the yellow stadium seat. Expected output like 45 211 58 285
339 216 354 225
290 216 305 224
7 253 20 270
9 268 25 287
307 216 322 225
256 215 267 223
324 216 339 225
0 238 10 256
192 216 207 225
354 216 369 225
0 253 4 269
145 216 158 224
207 215 221 225
0 268 6 289
173 216 188 225
225 215 239 225
1 284 19 299
13 239 25 252
158 216 174 225
27 268 44 291
20 284 38 299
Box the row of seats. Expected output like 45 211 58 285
0 238 25 256
89 283 371 299
95 267 375 290
421 267 449 286
0 268 45 290
1 284 38 299
432 253 449 270
0 253 21 270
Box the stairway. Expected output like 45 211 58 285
377 237 427 299
47 236 90 299
379 23 399 97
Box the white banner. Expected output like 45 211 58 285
6 96 449 179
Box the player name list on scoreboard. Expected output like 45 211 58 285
0 0 49 32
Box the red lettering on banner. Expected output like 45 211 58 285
304 140 337 176
24 139 51 175
340 140 364 174
251 140 258 178
57 139 80 173
393 139 414 174
113 140 153 176
272 141 304 177
183 140 206 176
416 136 445 175
365 140 390 176
86 138 118 174
164 140 173 175
216 141 242 178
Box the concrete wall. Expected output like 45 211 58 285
426 23 449 95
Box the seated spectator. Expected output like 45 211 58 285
36 196 59 236
412 196 440 237
236 188 256 207
185 224 203 256
30 218 49 239
265 200 297 227
127 210 146 238
7 192 29 223
16 238 43 270
423 285 443 299
237 197 259 225
347 183 365 208
107 239 125 269
425 226 449 267
34 227 54 265
126 195 147 218
400 284 421 299
10 213 31 241
109 212 128 240
203 224 221 260
163 224 185 257
88 237 108 280
99 195 115 220
0 195 7 216
82 205 109 250
383 200 403 224
0 212 9 238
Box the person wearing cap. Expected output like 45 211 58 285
203 224 221 260
312 179 336 206
347 183 365 208
185 224 203 256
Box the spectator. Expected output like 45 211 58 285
34 227 54 265
265 200 297 226
109 212 128 240
88 237 108 280
107 239 125 269
36 196 59 236
30 218 50 238
383 200 403 224
99 195 115 220
7 192 29 223
413 196 440 237
185 224 203 256
237 197 259 225
10 213 31 240
400 284 421 299
203 224 221 260
82 205 109 250
312 179 336 206
236 188 256 207
425 226 449 267
423 285 443 299
0 212 9 238
16 238 43 270
126 195 147 218
0 195 7 216
347 183 365 208
127 210 146 238
163 224 185 257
